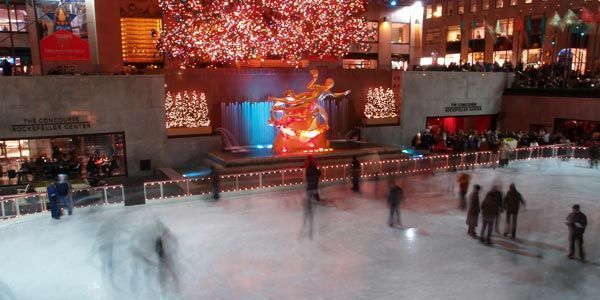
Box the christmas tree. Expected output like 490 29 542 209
364 87 397 119
159 0 375 66
165 91 211 128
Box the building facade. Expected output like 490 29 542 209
421 0 600 71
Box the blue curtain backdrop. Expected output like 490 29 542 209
221 98 349 147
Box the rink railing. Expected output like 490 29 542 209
0 184 125 220
143 145 590 202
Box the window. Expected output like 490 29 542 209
496 0 504 8
426 29 441 44
434 3 443 17
343 59 377 69
493 50 512 64
524 0 532 3
447 25 462 42
521 48 541 65
510 0 517 5
448 1 454 15
558 48 587 74
471 0 477 12
121 18 163 64
497 18 514 37
0 5 28 32
391 23 410 44
467 52 484 63
458 0 464 14
483 0 489 10
471 25 485 39
426 5 433 19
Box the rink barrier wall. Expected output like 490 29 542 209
0 184 125 220
142 145 591 202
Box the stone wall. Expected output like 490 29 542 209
365 71 508 145
501 95 600 132
0 75 166 176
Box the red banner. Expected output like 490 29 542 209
40 30 90 61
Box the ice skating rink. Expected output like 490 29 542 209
0 159 599 300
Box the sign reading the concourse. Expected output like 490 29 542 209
11 116 91 133
444 102 482 113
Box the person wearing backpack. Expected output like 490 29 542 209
56 174 73 216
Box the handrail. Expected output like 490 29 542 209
143 145 590 201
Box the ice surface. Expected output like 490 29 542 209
0 159 599 300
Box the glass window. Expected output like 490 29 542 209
471 0 477 12
493 50 513 64
391 23 410 44
426 29 441 44
497 18 514 37
524 0 532 3
448 1 454 15
496 0 504 8
447 25 462 42
343 59 377 69
434 3 443 17
471 26 485 39
510 0 517 5
445 53 461 65
467 52 485 63
521 48 541 65
426 4 433 19
483 0 489 10
121 18 163 64
0 5 27 32
458 0 464 14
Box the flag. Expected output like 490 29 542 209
549 11 561 28
581 7 595 23
540 14 547 44
562 9 580 31
486 19 497 43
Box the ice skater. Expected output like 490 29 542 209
565 204 587 261
490 185 503 234
210 165 220 200
457 173 471 210
466 184 481 238
350 156 361 193
387 179 404 228
305 156 321 201
47 184 60 219
56 174 73 216
479 188 498 245
503 184 525 239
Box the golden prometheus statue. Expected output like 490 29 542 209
268 69 350 153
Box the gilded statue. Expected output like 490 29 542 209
268 69 350 153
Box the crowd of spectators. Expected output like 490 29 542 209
416 61 600 89
412 128 600 153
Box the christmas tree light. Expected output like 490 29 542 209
158 0 375 66
364 87 397 119
165 91 211 128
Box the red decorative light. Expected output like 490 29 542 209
158 0 374 66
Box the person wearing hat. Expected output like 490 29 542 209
565 204 587 261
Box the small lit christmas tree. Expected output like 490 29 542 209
364 87 397 119
165 91 211 128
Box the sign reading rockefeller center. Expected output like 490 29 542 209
11 116 91 132
444 102 483 113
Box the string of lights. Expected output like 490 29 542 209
364 87 398 119
165 91 211 128
158 0 375 66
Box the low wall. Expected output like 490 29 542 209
501 95 600 132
